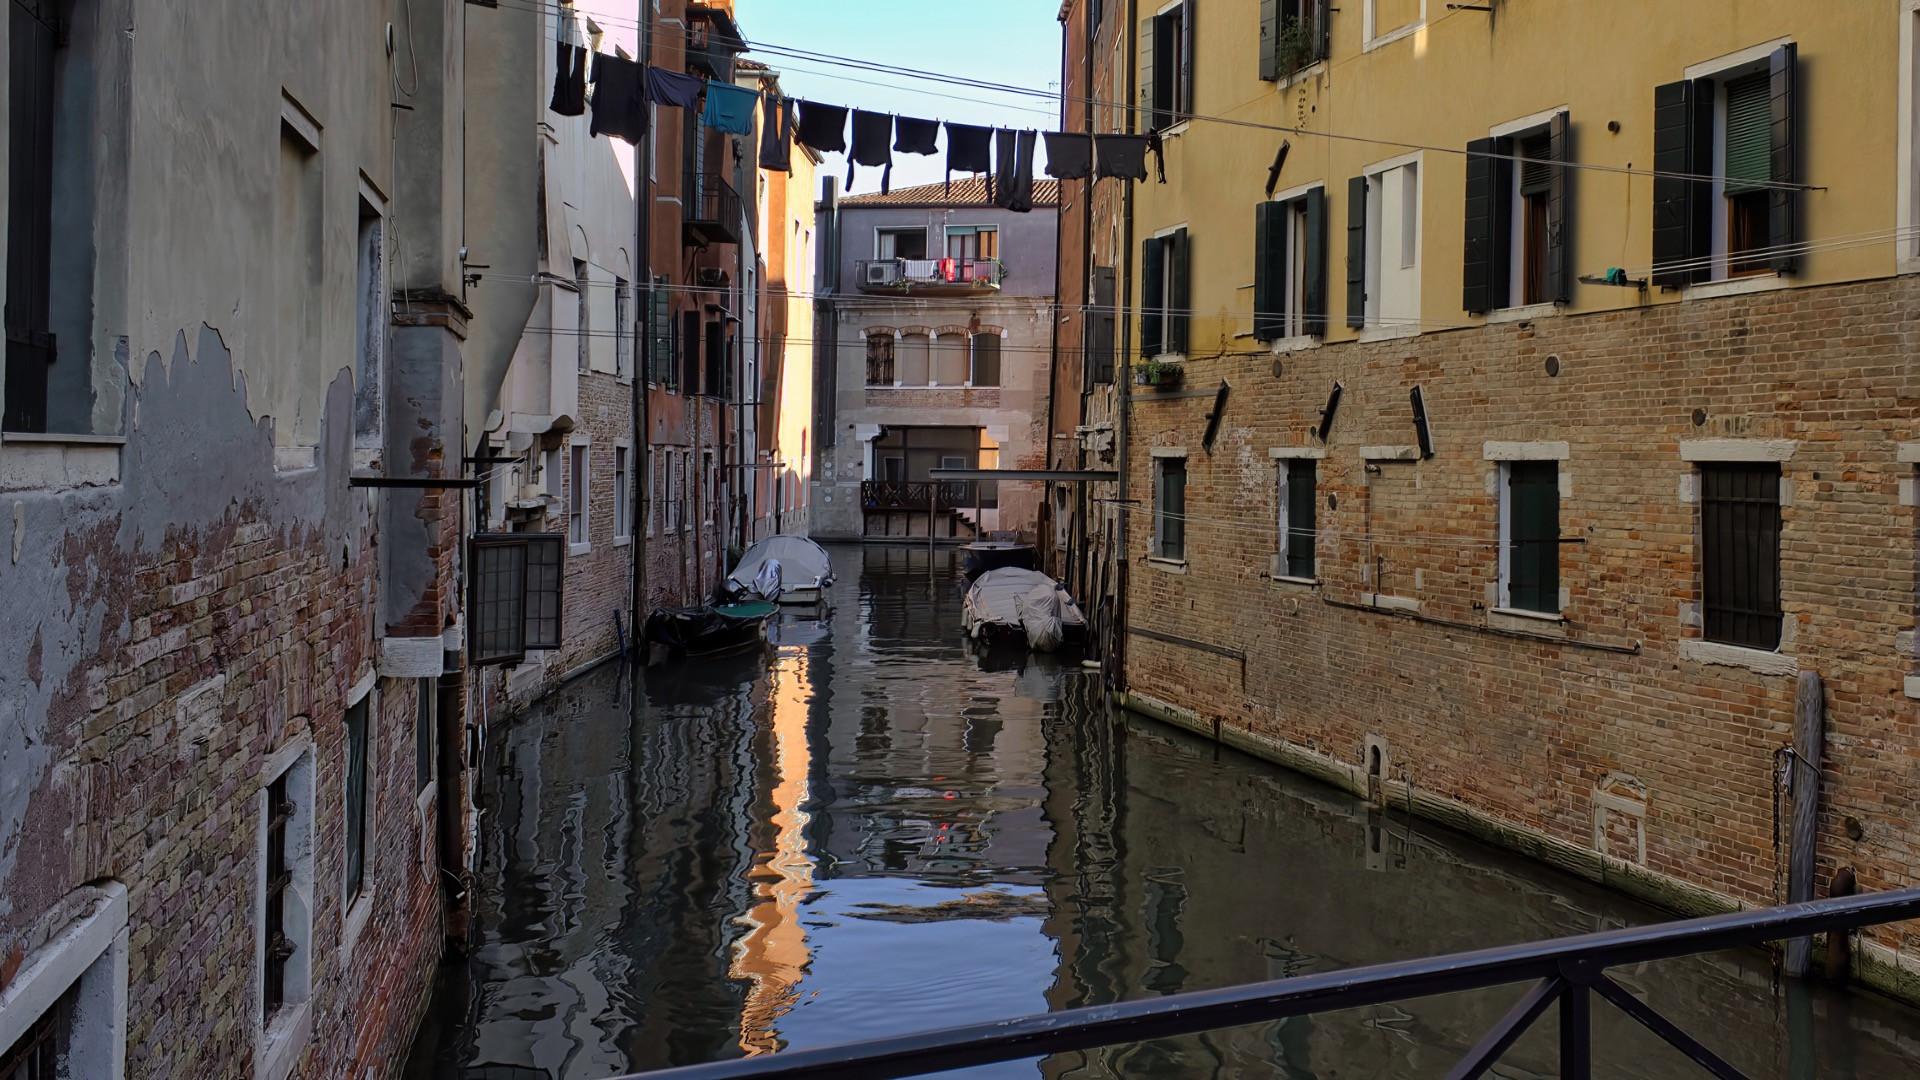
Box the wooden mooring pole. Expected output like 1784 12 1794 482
1784 669 1824 978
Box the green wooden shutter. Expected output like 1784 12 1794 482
1139 14 1158 130
1546 111 1571 304
1768 42 1798 273
1506 461 1559 613
1286 459 1316 578
1315 0 1330 61
1254 201 1286 340
1259 0 1280 81
649 281 671 383
1723 72 1771 195
1651 79 1710 287
1302 185 1328 336
1092 266 1116 383
1345 175 1367 329
1168 227 1191 354
1462 137 1497 313
1159 458 1186 559
1141 235 1166 356
1180 0 1196 123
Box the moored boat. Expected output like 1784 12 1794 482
644 600 777 657
727 535 836 604
960 568 1086 652
959 540 1037 582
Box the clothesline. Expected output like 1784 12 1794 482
547 43 1164 206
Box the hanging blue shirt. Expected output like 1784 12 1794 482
702 81 759 136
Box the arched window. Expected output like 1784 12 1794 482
970 333 1001 387
898 332 930 385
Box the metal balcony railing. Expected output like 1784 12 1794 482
861 480 976 512
605 886 1920 1080
854 258 1003 293
683 172 740 247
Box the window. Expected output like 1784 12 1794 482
544 448 562 497
1140 1 1193 132
574 260 591 373
258 740 314 1071
970 333 1001 387
614 277 631 378
1279 459 1316 579
1260 0 1329 81
704 321 727 397
568 442 589 549
415 679 436 793
614 444 631 541
1699 463 1782 650
649 276 674 385
681 310 700 391
1087 267 1117 385
353 200 387 452
467 533 566 665
1346 159 1421 331
1142 227 1190 356
646 451 658 536
866 333 895 385
1463 113 1570 313
876 228 927 260
703 450 716 526
898 332 930 385
1364 0 1425 49
1652 44 1799 286
4 0 60 431
1500 461 1560 613
1154 454 1187 561
945 225 998 261
1253 188 1328 340
667 451 681 532
275 115 324 450
343 695 370 908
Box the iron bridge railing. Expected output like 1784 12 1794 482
607 886 1920 1080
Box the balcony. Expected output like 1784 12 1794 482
683 172 741 247
854 258 1004 296
861 479 979 512
686 5 744 82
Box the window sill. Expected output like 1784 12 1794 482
0 433 124 493
1899 257 1920 277
613 535 631 547
258 1000 312 1080
1682 274 1787 301
570 541 592 556
1486 302 1561 325
1271 59 1327 91
1904 676 1920 701
1489 607 1566 636
1491 606 1563 622
1145 556 1188 574
1358 323 1422 343
1677 638 1798 676
340 891 375 962
1360 592 1419 613
1364 21 1425 52
1268 334 1321 354
1270 574 1319 588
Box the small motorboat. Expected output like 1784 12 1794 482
960 568 1086 652
645 600 777 657
727 535 836 604
959 540 1036 582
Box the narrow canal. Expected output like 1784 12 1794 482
405 544 1920 1079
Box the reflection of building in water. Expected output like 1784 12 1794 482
729 652 819 1055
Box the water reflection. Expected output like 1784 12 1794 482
406 545 1920 1079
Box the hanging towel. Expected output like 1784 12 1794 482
796 101 848 153
760 96 795 173
944 122 993 195
1093 134 1150 180
893 115 939 156
1043 132 1092 179
702 80 758 135
589 53 648 144
551 41 587 117
646 65 705 109
848 111 895 193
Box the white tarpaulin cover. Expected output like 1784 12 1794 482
729 535 835 599
962 568 1085 649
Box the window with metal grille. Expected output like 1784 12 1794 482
1502 460 1560 613
415 679 436 793
1279 459 1316 579
263 772 294 1013
1155 456 1187 561
467 533 566 665
865 333 894 385
0 984 67 1080
1700 462 1782 649
343 696 369 908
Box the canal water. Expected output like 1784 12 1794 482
405 544 1920 1079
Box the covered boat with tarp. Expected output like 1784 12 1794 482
645 601 777 656
960 568 1086 652
726 535 836 604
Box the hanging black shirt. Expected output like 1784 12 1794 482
646 66 705 109
992 130 1037 212
849 111 895 193
551 41 587 117
945 122 993 195
590 53 647 144
1093 134 1151 181
797 101 848 154
1043 132 1092 179
893 116 940 156
760 96 795 173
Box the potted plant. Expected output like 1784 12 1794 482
1276 15 1316 78
1133 357 1183 388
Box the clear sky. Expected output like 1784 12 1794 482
737 2 1063 196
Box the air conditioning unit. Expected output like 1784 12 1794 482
864 261 899 286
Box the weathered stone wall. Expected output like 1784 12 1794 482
1123 277 1920 974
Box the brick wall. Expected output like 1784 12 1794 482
1123 276 1920 964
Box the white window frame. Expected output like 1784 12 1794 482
614 440 632 544
1683 37 1793 291
568 437 591 555
1268 180 1326 343
1269 446 1325 583
1487 107 1570 317
1360 151 1423 340
340 674 377 960
667 450 682 533
1485 442 1570 618
1901 2 1920 274
1147 222 1189 360
1150 447 1189 569
943 223 999 261
0 883 129 1080
257 735 316 1080
874 226 929 260
574 259 592 373
1363 0 1426 53
544 447 562 498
